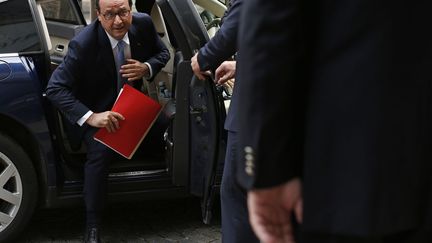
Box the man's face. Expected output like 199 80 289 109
97 0 132 40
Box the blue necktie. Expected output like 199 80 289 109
116 40 126 92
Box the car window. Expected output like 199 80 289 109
195 4 217 27
0 0 42 53
192 0 226 38
40 0 81 25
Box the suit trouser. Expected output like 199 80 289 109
83 127 116 228
221 131 259 243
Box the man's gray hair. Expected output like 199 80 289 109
96 0 133 11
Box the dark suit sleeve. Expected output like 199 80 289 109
197 0 242 71
236 0 304 189
45 39 90 124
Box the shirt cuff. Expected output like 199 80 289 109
77 110 93 126
144 62 153 79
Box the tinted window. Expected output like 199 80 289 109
0 0 42 53
40 0 80 24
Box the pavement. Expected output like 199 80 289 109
16 197 221 243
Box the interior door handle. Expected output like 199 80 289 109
55 44 65 52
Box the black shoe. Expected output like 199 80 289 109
84 227 101 243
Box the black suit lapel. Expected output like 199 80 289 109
128 23 146 60
96 24 117 83
128 29 138 60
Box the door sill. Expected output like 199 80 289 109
108 168 167 178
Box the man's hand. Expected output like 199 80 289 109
86 111 125 133
215 61 236 85
248 178 303 243
191 53 211 80
120 59 149 82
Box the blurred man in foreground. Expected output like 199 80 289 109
236 0 432 242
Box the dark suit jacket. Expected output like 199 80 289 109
197 0 242 72
236 0 432 237
46 13 169 130
195 0 242 132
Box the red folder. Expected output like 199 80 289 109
94 84 162 159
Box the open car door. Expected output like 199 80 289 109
157 0 227 224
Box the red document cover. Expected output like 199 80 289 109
94 84 162 159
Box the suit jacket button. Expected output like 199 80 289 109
245 153 254 162
245 165 254 176
244 146 253 154
244 146 255 176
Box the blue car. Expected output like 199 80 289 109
0 0 228 241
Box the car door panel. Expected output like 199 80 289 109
157 0 225 223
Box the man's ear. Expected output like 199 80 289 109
96 10 101 22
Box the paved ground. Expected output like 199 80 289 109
16 197 221 243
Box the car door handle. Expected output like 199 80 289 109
55 44 65 52
190 106 207 115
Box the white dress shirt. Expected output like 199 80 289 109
77 32 152 126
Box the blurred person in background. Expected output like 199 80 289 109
191 0 259 242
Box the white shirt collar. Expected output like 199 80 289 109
105 31 130 49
